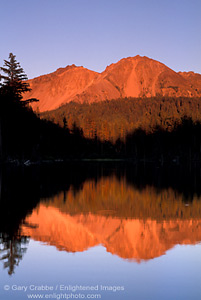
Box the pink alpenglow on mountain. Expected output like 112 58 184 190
23 56 201 112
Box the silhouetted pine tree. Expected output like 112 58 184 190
0 53 40 160
0 53 31 100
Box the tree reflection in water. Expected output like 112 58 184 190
0 234 29 275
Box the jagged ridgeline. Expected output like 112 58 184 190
25 55 201 143
42 97 201 142
24 55 201 112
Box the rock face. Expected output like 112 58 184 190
179 71 201 92
23 56 201 112
21 204 201 261
25 65 99 112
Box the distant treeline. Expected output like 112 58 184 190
42 97 201 142
2 93 201 162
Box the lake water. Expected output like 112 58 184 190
0 163 201 300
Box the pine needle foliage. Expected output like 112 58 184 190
0 53 31 100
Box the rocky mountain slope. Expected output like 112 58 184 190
23 56 201 112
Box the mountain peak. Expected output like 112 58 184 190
24 56 201 112
56 63 77 71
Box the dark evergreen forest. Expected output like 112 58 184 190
2 90 201 163
41 97 201 163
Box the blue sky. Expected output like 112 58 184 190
1 0 201 79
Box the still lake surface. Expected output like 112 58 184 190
0 163 201 300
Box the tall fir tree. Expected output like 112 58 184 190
0 53 31 100
0 53 39 161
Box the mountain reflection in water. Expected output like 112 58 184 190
1 164 201 276
21 205 201 261
21 175 201 262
